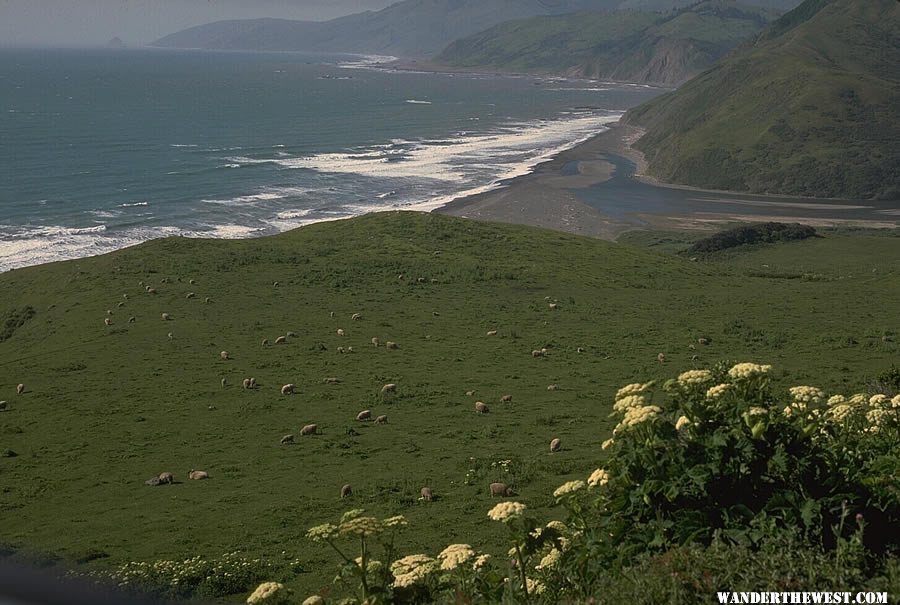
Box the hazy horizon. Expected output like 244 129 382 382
0 0 398 48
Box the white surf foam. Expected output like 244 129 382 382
201 192 285 205
406 99 432 105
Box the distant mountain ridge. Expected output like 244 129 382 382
625 0 900 199
152 0 802 58
434 1 781 85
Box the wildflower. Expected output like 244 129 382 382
613 394 646 413
383 515 408 529
615 382 652 400
675 415 691 430
706 383 732 400
748 406 768 416
601 438 614 450
536 549 561 570
306 523 338 542
302 597 325 605
391 554 436 588
892 394 900 409
487 501 527 522
869 394 888 408
789 386 825 405
338 516 382 537
553 480 585 498
526 578 545 595
546 520 568 533
354 557 383 575
587 468 610 488
783 406 794 418
247 582 284 604
827 394 846 406
471 554 490 571
848 393 867 405
728 362 772 380
677 369 713 386
438 544 475 570
867 408 889 429
619 405 661 429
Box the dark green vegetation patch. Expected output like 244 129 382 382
0 213 896 599
0 306 35 343
686 222 817 255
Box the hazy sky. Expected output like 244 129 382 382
0 0 398 47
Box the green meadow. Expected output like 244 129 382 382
0 212 897 600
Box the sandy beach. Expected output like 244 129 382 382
435 123 900 239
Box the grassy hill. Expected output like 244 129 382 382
434 1 780 85
0 212 897 600
626 0 900 199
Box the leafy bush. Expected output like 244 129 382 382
0 305 35 342
687 223 817 255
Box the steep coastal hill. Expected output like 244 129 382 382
434 1 780 85
1 212 897 599
626 0 900 199
152 0 625 57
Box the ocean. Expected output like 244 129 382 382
0 47 660 272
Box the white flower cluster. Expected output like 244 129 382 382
553 480 585 498
728 362 772 380
438 544 475 571
677 369 713 386
487 501 527 522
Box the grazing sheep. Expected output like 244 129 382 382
341 484 352 499
691 354 700 361
138 281 144 287
346 346 354 353
104 318 112 326
329 311 334 318
657 353 666 363
356 410 372 421
286 331 296 338
532 349 545 358
221 378 227 388
500 394 512 403
188 279 196 285
220 351 230 360
281 384 295 395
698 337 710 346
432 311 440 316
547 384 559 391
161 313 170 321
300 424 318 436
262 339 270 347
475 401 489 414
417 277 426 283
371 337 380 347
375 415 388 424
336 328 345 337
204 297 211 304
550 438 561 452
549 303 558 310
167 332 173 340
158 472 174 485
242 378 251 389
420 487 434 502
106 309 113 316
273 281 279 287
186 292 195 299
123 294 128 300
280 434 295 445
386 341 399 350
275 336 287 345
337 346 345 354
323 377 340 384
487 330 498 336
490 482 515 497
128 316 136 323
189 470 208 480
16 384 25 395
576 347 585 353
351 313 362 320
381 383 396 394
466 390 476 397
249 377 257 388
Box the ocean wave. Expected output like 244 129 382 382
170 143 199 148
337 54 397 69
119 201 149 207
201 192 285 205
406 99 432 105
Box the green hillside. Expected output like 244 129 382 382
435 1 780 85
626 0 900 199
0 213 898 600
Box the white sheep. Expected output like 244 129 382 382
323 377 340 384
547 384 559 391
351 313 362 321
128 316 136 323
220 350 229 360
123 294 128 300
337 346 345 354
16 384 25 395
161 312 170 321
657 352 666 363
106 309 113 316
386 341 399 350
280 434 295 445
698 337 710 346
549 303 558 310
221 378 227 388
158 472 174 484
356 410 372 421
204 297 211 304
466 390 476 397
346 346 354 353
341 484 352 499
104 318 112 326
275 336 287 345
336 328 345 337
300 424 318 436
273 281 279 287
490 482 514 497
475 401 489 414
167 332 173 340
487 330 498 336
286 331 296 338
186 292 195 299
500 394 512 403
262 338 270 347
381 383 396 394
371 337 380 347
532 349 545 358
576 347 585 353
281 384 295 395
374 415 388 424
188 470 208 480
242 378 251 389
249 377 257 388
116 302 125 308
189 279 196 285
550 438 561 452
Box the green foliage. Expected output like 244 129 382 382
627 0 900 199
0 305 35 342
686 222 817 254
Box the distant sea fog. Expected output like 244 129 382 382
0 47 661 271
